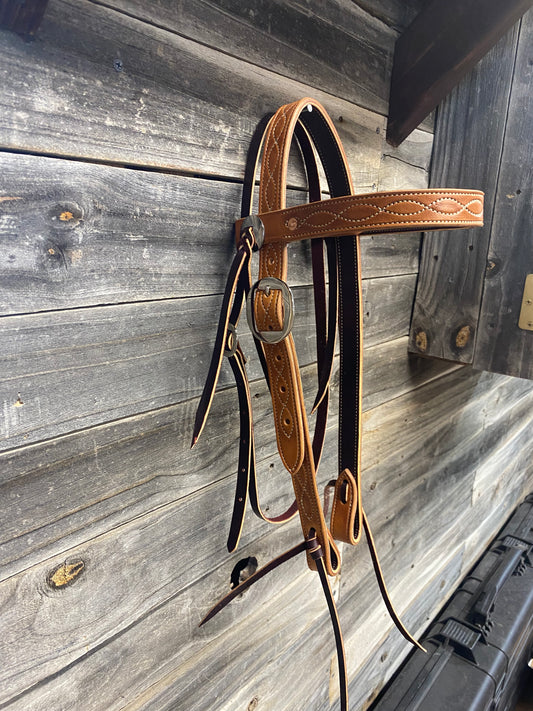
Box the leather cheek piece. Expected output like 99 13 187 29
330 468 363 545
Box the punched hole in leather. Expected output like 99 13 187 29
194 97 483 711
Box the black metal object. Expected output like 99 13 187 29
371 494 533 711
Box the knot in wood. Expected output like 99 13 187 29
415 330 428 352
47 560 85 589
455 325 471 349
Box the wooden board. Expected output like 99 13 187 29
354 0 427 31
103 0 397 117
386 0 533 146
0 273 417 451
0 0 49 35
1 367 532 709
473 12 533 378
0 334 458 581
0 0 384 180
408 24 520 362
0 151 428 316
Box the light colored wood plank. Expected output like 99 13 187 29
362 336 461 411
0 274 416 451
0 152 423 316
0 0 383 183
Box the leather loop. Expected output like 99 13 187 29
196 97 483 711
330 468 362 545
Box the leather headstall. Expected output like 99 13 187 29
192 97 484 710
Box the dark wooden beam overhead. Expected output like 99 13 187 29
0 0 49 36
386 0 533 146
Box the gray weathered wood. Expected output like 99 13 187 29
1 366 532 709
0 0 49 35
473 12 533 378
0 336 458 581
386 0 533 146
354 0 427 31
0 274 416 451
0 0 383 181
0 151 426 316
104 0 396 117
409 23 520 362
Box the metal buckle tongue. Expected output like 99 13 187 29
246 277 294 344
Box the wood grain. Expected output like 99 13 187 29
387 0 533 146
1 367 532 709
0 0 383 180
409 24 520 362
473 12 533 378
103 0 396 116
0 332 454 581
0 274 418 451
0 151 427 316
355 0 427 31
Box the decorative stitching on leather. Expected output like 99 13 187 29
285 198 483 232
259 103 304 474
280 217 482 241
262 105 289 213
351 237 360 483
295 456 339 574
282 195 482 235
336 238 344 470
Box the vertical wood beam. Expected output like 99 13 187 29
0 0 49 36
386 0 533 147
408 22 521 363
473 12 533 378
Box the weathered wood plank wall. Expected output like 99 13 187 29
1 2 532 710
409 9 533 376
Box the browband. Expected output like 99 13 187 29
235 188 484 244
193 97 483 710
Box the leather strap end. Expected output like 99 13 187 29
199 540 307 627
330 469 362 546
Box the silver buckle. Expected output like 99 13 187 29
246 277 294 344
224 323 238 357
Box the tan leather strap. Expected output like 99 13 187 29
235 188 484 244
254 99 345 576
195 97 484 711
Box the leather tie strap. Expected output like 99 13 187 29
194 97 483 710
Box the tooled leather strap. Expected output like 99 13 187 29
248 99 484 559
235 188 484 243
193 113 336 552
254 99 344 576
